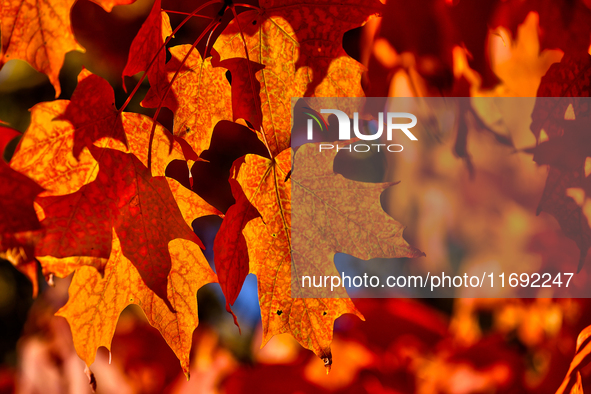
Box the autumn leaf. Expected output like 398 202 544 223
57 228 216 376
225 140 422 368
556 325 591 393
0 122 42 297
292 140 425 272
0 158 44 297
0 161 43 235
36 147 209 310
233 149 361 366
211 53 265 131
9 99 101 196
213 0 379 157
213 174 259 320
0 0 85 97
10 69 182 196
122 0 171 92
142 45 233 155
530 52 591 270
59 68 127 159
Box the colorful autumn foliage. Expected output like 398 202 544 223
3 0 591 392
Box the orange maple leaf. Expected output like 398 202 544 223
226 140 422 368
234 149 361 367
0 0 85 97
57 222 216 375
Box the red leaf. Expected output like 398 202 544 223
57 68 127 158
213 52 265 131
214 174 260 309
0 161 44 234
36 147 202 310
122 0 171 91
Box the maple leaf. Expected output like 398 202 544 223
36 147 212 310
213 175 259 318
142 45 233 155
9 99 101 196
122 0 171 92
57 68 127 159
0 157 44 297
530 52 591 270
0 0 85 97
0 123 43 297
0 161 43 234
57 227 216 375
234 149 359 366
10 69 183 196
213 0 379 157
228 143 422 368
292 141 424 268
211 53 265 131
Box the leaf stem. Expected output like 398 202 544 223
162 10 215 19
233 3 261 11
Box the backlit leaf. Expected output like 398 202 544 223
0 0 85 96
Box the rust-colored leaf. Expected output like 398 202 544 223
142 44 233 155
212 54 265 131
0 0 85 97
58 68 127 159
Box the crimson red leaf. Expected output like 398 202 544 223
37 147 201 310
